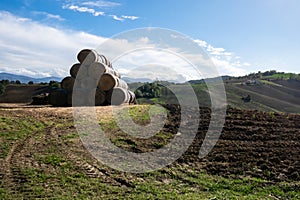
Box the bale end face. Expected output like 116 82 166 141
110 87 130 105
70 63 81 78
99 73 117 91
77 49 98 65
61 76 75 92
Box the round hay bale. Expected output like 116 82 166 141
79 78 98 90
70 63 89 79
105 89 113 104
115 71 121 79
98 73 116 91
49 89 68 107
88 62 120 79
98 73 128 91
88 62 106 79
61 76 75 92
77 49 90 63
77 49 113 67
128 90 136 104
116 78 128 89
77 65 89 80
95 88 106 106
110 87 130 105
70 63 81 78
67 91 72 106
72 88 92 106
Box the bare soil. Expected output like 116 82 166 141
0 103 299 192
182 106 300 182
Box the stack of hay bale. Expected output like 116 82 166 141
49 49 135 107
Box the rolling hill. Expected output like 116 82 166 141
0 72 61 83
0 71 299 113
131 72 300 113
224 79 300 113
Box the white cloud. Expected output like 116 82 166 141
32 11 65 21
194 39 207 48
110 15 139 21
125 65 188 83
210 57 248 76
94 11 105 16
207 45 227 55
81 0 121 8
0 11 249 80
0 66 53 77
194 40 248 76
69 5 94 13
243 62 251 66
121 15 139 20
0 11 105 77
114 50 199 82
64 5 104 16
62 1 138 21
117 68 129 75
110 14 124 21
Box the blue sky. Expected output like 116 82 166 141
0 0 299 79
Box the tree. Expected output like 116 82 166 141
0 83 4 95
0 79 10 85
134 89 143 98
39 82 48 85
15 80 21 84
135 82 162 98
49 81 60 89
28 81 34 85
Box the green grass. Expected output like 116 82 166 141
262 73 300 80
1 163 299 199
39 154 66 167
1 107 299 199
0 116 46 158
259 79 283 87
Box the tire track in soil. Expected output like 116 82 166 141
1 107 134 194
2 129 42 194
52 127 135 188
2 104 299 191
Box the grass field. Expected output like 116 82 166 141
0 104 299 199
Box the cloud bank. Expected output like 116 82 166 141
62 0 138 21
0 11 105 77
63 5 105 16
0 11 248 80
81 1 121 8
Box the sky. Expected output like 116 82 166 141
0 0 299 80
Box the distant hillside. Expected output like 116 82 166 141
130 71 300 113
0 72 62 83
224 79 300 113
1 71 300 113
188 75 232 84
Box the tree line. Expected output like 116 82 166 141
0 79 60 95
